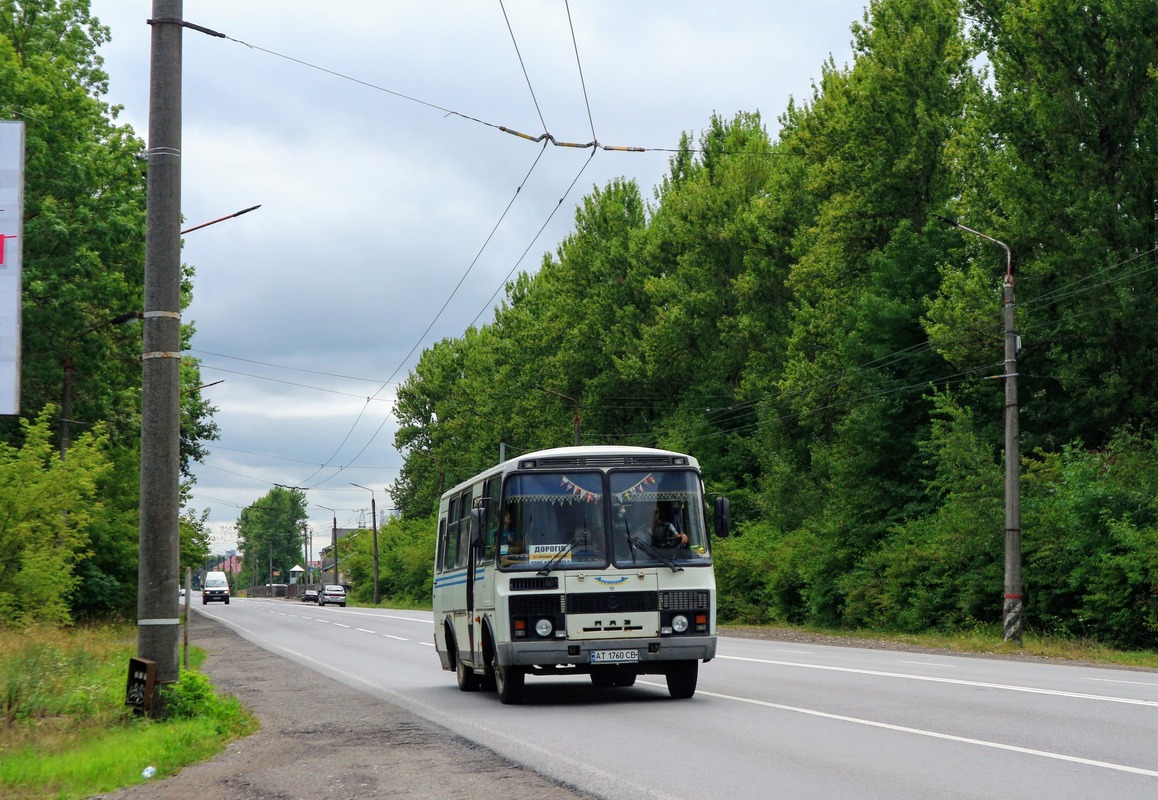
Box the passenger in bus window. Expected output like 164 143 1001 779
500 508 523 554
650 504 688 547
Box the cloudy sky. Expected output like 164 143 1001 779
89 0 867 557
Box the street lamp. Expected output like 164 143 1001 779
932 214 1022 645
351 483 380 604
60 310 143 458
317 506 339 586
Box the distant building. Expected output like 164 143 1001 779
209 554 242 576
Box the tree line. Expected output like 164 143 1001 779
3 1 1157 647
389 0 1158 649
0 1 217 626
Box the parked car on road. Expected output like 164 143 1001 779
300 588 319 603
318 584 346 607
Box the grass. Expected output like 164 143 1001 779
0 623 257 800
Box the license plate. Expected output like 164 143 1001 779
589 649 639 664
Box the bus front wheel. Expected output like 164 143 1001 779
665 660 698 699
495 663 525 705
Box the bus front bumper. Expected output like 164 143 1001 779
496 635 716 669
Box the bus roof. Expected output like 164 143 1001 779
439 445 701 501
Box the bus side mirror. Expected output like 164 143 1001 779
713 497 730 538
469 507 488 548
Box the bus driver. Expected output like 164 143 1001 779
650 504 688 547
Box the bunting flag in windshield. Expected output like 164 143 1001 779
614 473 656 501
505 473 602 505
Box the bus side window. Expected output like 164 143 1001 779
446 497 461 570
482 477 500 562
455 489 473 568
437 517 448 573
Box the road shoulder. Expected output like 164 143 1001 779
93 609 594 800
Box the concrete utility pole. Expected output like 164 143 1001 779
933 214 1022 644
352 484 380 604
318 506 339 584
139 1 184 683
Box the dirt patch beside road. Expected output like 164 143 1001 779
93 610 594 800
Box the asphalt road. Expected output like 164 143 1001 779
101 597 1158 800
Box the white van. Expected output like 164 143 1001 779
202 571 231 605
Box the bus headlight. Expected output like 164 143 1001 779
535 618 554 637
671 614 689 633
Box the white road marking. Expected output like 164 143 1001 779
1087 677 1158 687
718 654 1158 707
898 660 955 668
638 680 1158 779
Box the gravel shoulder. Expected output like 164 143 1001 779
93 609 595 800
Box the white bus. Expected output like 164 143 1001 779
432 445 730 704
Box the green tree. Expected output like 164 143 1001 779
180 506 212 579
0 409 112 627
760 0 973 622
236 487 308 589
1 1 221 623
958 0 1158 448
1021 431 1158 648
0 0 145 450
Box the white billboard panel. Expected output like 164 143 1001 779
0 121 24 415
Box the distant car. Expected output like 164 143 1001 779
300 589 319 603
202 571 231 605
318 584 346 607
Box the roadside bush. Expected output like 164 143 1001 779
158 671 249 734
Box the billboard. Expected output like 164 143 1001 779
0 121 24 415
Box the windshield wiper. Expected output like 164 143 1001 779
631 538 684 572
537 537 578 577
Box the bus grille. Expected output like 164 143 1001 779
509 594 565 615
660 590 710 610
567 591 658 614
510 577 559 591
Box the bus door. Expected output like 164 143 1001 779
469 479 500 665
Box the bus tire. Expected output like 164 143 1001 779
665 660 698 699
495 663 525 705
456 655 481 692
612 666 637 687
451 628 481 692
590 668 616 688
480 628 497 691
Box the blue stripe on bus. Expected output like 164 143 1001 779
433 566 487 588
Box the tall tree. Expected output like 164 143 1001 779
754 0 974 622
235 486 308 589
958 0 1158 449
1 1 221 622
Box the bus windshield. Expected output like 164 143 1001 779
497 469 710 571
